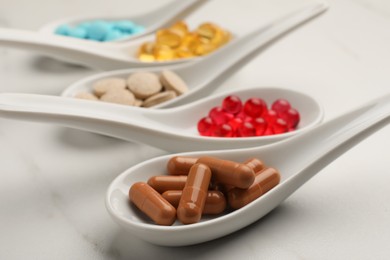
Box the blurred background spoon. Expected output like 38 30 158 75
0 87 323 152
0 1 327 70
38 0 206 42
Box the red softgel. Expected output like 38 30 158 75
272 99 291 114
209 107 234 125
253 117 267 136
222 95 242 114
213 123 234 137
197 96 301 138
243 98 267 118
238 122 256 137
272 118 288 134
279 108 300 128
197 117 215 136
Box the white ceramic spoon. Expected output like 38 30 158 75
106 92 390 246
39 0 205 42
0 87 323 152
0 1 327 70
61 1 328 107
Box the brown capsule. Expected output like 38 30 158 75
129 182 176 226
243 158 265 173
197 157 255 189
204 190 227 214
147 175 187 193
162 190 226 215
214 158 264 194
227 167 281 209
177 163 211 224
167 156 198 175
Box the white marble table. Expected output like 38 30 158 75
0 0 389 259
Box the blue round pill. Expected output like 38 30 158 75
114 20 136 33
55 24 71 36
104 30 125 41
67 27 87 39
86 21 112 41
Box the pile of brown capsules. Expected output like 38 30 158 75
75 70 188 107
129 156 281 226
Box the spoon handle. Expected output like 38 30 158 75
0 28 127 67
134 0 207 33
169 1 329 107
0 93 159 142
273 93 390 200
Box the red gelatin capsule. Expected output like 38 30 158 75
197 116 215 136
279 108 300 128
262 109 278 125
263 126 274 136
209 107 233 125
272 118 288 134
272 99 291 114
238 121 256 137
235 111 246 120
253 117 267 136
222 95 242 114
228 117 243 131
214 123 234 137
243 98 267 118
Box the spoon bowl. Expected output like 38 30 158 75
38 0 206 42
106 93 390 246
0 87 323 152
0 2 328 69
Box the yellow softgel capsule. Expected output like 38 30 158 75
138 42 156 62
154 44 177 61
138 53 155 62
175 47 196 58
180 33 201 51
170 21 189 38
156 29 182 48
197 22 218 39
137 21 231 62
194 42 216 56
139 42 155 54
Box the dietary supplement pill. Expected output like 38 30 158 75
129 182 176 226
197 157 255 189
142 90 176 108
92 77 127 97
167 156 198 175
127 72 162 99
177 163 211 224
243 157 265 173
160 70 189 95
147 175 187 193
75 92 99 101
162 190 226 215
227 167 280 209
137 21 231 62
100 89 135 106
